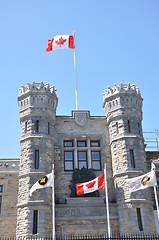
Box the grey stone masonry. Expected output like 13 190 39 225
0 159 19 238
103 83 156 234
17 82 58 237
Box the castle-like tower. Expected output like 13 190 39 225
103 83 155 233
13 81 157 238
17 82 58 237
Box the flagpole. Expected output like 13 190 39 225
52 164 55 240
72 30 78 110
104 163 111 238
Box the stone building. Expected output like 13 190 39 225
0 82 158 238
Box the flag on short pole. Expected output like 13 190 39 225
30 172 54 196
46 34 75 52
76 173 105 196
126 169 157 193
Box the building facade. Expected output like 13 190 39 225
0 82 158 238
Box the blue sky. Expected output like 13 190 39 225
0 1 159 158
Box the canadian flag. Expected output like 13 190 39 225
46 34 74 52
76 174 105 196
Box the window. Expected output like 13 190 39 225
90 141 100 147
63 138 101 171
64 140 73 147
25 122 27 133
0 196 2 214
77 141 86 147
48 122 50 134
35 150 39 169
130 149 135 168
128 120 131 132
78 151 87 169
33 210 38 234
36 120 39 133
116 122 119 134
91 151 101 170
64 151 74 171
0 185 3 193
138 122 140 134
136 208 143 231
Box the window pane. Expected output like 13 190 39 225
130 149 135 168
36 120 39 133
78 152 87 161
79 162 87 170
65 151 73 161
33 210 38 234
35 150 39 169
90 141 100 147
48 122 50 134
64 141 73 147
92 161 101 170
92 151 100 160
77 141 86 147
0 185 2 193
128 120 131 132
65 162 73 171
116 122 119 134
136 208 143 231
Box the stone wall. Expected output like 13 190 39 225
0 159 19 238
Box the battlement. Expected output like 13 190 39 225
103 83 143 121
103 83 141 103
18 82 58 117
19 82 57 97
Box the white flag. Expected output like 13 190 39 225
30 172 53 196
151 162 156 171
127 170 157 193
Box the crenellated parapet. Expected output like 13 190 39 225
18 82 58 119
103 83 143 123
103 82 141 99
19 82 57 97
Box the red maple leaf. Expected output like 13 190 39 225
86 180 96 189
55 37 66 46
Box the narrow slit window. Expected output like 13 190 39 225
138 122 140 134
48 122 50 134
128 120 131 132
116 122 119 134
136 208 143 231
36 120 39 133
130 149 135 168
35 150 39 169
0 185 3 193
33 210 38 234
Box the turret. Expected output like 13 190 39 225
17 82 58 237
103 83 155 234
